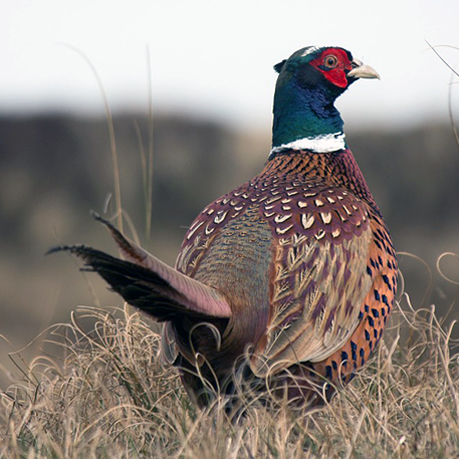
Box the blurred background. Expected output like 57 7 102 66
1 0 459 388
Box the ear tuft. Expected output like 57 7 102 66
274 60 286 73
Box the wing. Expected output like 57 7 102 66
249 187 375 376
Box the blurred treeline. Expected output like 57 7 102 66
0 114 458 388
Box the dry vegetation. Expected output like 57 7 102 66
0 275 458 458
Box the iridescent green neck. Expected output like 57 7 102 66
271 78 345 151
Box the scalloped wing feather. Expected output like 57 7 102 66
250 203 374 376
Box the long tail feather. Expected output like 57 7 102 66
48 218 232 321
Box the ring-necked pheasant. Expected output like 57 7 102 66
51 46 398 410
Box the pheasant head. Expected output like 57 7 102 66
272 46 380 152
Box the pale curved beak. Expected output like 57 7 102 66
347 59 380 80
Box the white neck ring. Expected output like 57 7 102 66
270 132 346 157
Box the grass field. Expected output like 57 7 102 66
1 278 458 458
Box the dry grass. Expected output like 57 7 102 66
0 284 458 458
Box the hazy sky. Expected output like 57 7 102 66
1 0 458 131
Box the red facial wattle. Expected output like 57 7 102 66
309 48 353 89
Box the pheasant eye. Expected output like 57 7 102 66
323 55 338 68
